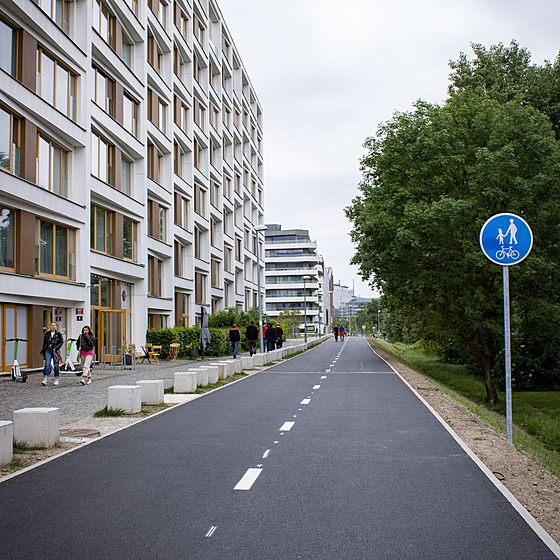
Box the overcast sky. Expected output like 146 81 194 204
217 0 560 298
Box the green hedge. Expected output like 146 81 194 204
146 326 246 358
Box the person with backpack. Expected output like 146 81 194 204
77 325 96 385
333 325 339 341
265 321 277 352
275 323 284 349
245 321 258 356
40 322 64 386
229 323 241 358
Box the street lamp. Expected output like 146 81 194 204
377 308 380 336
302 275 311 343
254 225 267 354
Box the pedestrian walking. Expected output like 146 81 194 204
265 321 277 352
333 325 339 341
229 323 241 358
245 321 258 356
339 324 345 340
76 325 96 385
40 322 64 386
275 323 284 349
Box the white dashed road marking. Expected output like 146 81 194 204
234 468 263 490
280 421 295 431
301 399 311 405
205 526 217 538
313 385 321 390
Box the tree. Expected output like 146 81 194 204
448 41 560 139
277 309 302 339
346 89 560 404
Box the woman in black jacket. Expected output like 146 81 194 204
40 322 64 386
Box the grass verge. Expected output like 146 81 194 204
370 338 560 478
193 372 248 394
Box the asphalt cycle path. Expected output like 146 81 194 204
0 338 557 559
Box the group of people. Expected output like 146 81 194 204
39 323 97 386
332 324 345 342
228 321 284 358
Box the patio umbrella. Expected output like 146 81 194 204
200 306 211 359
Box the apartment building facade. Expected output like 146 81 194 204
264 225 323 332
0 0 264 371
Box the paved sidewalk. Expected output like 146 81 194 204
0 338 307 432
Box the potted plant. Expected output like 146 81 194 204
186 343 199 359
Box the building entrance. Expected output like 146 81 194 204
0 304 28 372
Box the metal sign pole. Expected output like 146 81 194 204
503 266 513 443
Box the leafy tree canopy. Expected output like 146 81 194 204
346 86 560 403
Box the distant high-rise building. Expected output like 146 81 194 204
0 0 264 371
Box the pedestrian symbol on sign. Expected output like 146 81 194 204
480 214 532 266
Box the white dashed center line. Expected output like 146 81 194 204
205 526 217 538
234 468 262 490
279 421 295 431
262 449 270 459
313 385 321 390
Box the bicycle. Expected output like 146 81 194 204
496 246 520 260
5 338 28 383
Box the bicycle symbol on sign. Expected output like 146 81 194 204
496 246 520 260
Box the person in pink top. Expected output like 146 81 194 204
76 325 96 385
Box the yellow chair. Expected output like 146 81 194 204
167 343 180 361
150 345 161 364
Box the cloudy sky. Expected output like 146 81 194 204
217 0 560 298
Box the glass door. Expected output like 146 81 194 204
99 310 127 362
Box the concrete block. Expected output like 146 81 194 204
253 353 265 367
188 368 208 387
136 380 164 405
210 362 227 380
226 359 242 374
205 365 219 384
241 356 255 371
269 350 281 362
173 372 197 393
0 421 13 465
107 385 142 414
13 408 60 447
219 360 234 378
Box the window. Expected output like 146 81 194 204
90 274 112 307
193 98 205 131
123 217 137 261
224 247 232 272
147 141 163 184
175 291 190 327
210 105 219 130
158 99 167 134
174 98 189 134
194 183 205 216
193 51 202 84
195 271 206 304
0 107 20 176
210 181 220 208
91 131 113 184
90 205 113 255
193 138 202 171
148 199 167 241
91 65 114 116
37 219 76 280
37 48 77 120
121 157 131 195
148 255 162 297
121 35 132 68
235 237 241 261
174 6 188 42
148 314 167 330
194 226 201 258
37 134 68 197
223 176 231 200
193 14 204 45
123 94 138 137
174 241 184 277
211 259 220 287
173 45 186 82
0 207 15 270
174 141 185 177
147 34 163 74
222 106 231 130
0 19 18 77
92 0 116 49
130 0 139 17
39 0 71 35
174 192 189 229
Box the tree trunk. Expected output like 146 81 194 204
467 326 499 406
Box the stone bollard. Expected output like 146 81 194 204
107 385 142 414
226 359 242 374
219 360 235 378
204 365 219 384
13 408 60 447
210 362 227 380
136 380 164 405
253 353 265 367
188 368 209 387
173 372 197 393
0 420 13 465
241 356 255 371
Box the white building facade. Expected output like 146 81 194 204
264 225 321 331
0 0 264 371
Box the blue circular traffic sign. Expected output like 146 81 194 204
480 213 533 266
